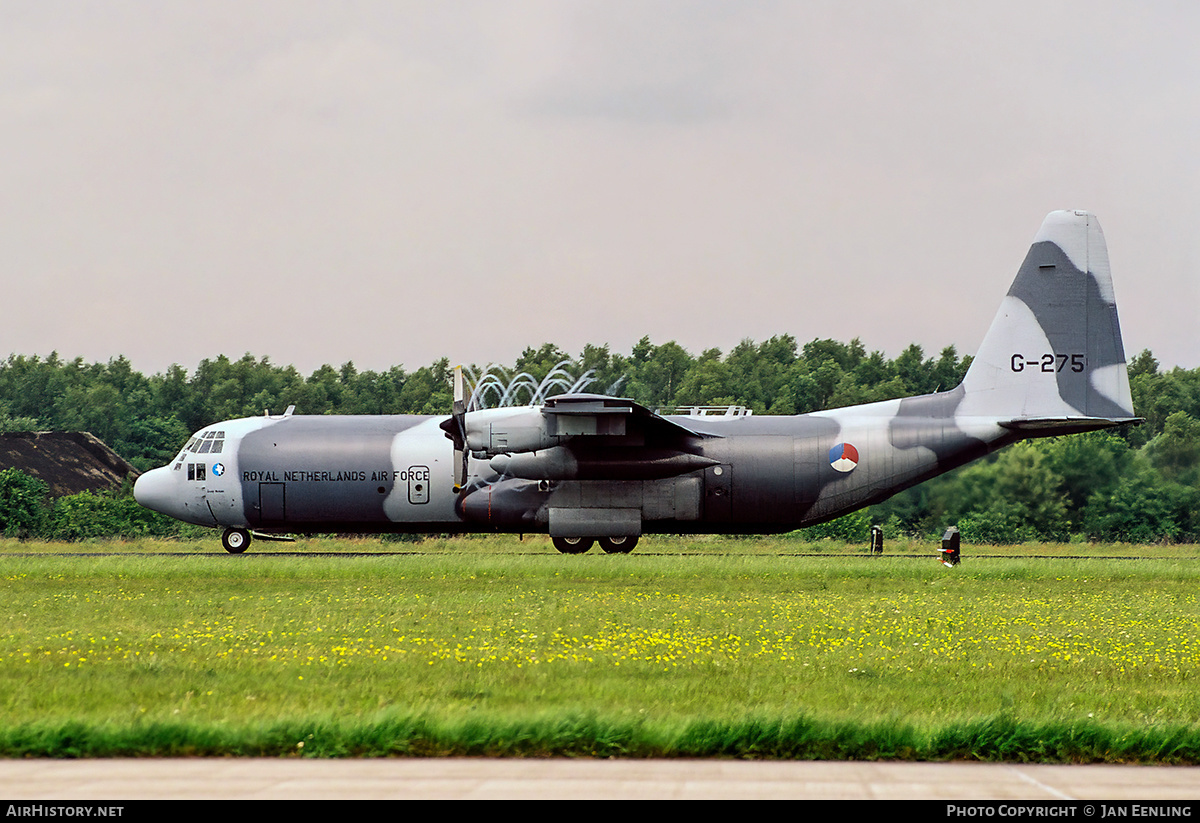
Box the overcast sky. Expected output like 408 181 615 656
2 0 1197 379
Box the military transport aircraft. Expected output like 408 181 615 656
135 211 1139 553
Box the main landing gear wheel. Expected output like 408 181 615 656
222 528 251 554
552 536 594 554
598 536 638 554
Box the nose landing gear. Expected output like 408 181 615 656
221 528 251 554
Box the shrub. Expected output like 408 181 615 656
47 491 186 541
792 509 873 542
0 469 49 537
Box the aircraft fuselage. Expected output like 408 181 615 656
135 391 1024 541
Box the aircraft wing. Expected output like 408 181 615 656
541 394 712 439
462 393 719 481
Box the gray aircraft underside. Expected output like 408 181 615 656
134 211 1139 553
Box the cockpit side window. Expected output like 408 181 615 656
176 437 197 464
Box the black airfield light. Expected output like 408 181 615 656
870 524 884 555
939 527 961 567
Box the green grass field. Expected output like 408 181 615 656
1 535 1198 760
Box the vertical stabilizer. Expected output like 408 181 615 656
959 211 1135 422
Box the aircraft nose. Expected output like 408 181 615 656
134 466 176 516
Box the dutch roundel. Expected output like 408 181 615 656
828 443 859 473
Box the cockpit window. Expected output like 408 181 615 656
181 431 225 455
196 430 224 454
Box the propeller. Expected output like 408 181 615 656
440 365 470 492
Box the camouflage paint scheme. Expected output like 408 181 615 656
135 211 1139 552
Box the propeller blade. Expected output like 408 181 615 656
453 364 466 418
452 365 468 491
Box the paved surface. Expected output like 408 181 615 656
1 759 1198 799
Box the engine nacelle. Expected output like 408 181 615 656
458 478 548 526
464 407 558 457
490 446 718 480
464 406 629 457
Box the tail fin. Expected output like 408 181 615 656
959 210 1137 424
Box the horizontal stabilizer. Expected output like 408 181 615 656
998 416 1142 437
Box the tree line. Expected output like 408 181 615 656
0 338 1196 543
